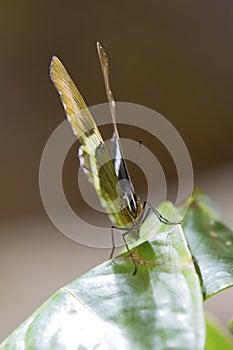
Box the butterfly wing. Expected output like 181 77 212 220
50 57 129 226
50 56 102 144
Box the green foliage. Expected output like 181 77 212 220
182 192 233 299
1 193 233 349
205 315 233 350
230 318 233 335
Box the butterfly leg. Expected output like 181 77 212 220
110 226 117 259
110 226 130 259
122 230 138 275
110 225 137 275
144 201 181 225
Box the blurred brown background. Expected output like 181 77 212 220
0 0 233 342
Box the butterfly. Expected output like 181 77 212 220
50 41 180 274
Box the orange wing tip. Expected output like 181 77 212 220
96 41 102 50
50 55 60 66
96 41 107 58
49 56 62 81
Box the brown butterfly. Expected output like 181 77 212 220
50 42 180 274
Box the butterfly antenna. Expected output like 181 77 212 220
96 41 120 140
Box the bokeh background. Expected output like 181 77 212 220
1 0 233 342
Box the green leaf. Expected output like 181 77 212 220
205 314 233 350
0 225 205 349
182 192 233 299
229 318 233 335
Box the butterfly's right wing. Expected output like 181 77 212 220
50 57 127 225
